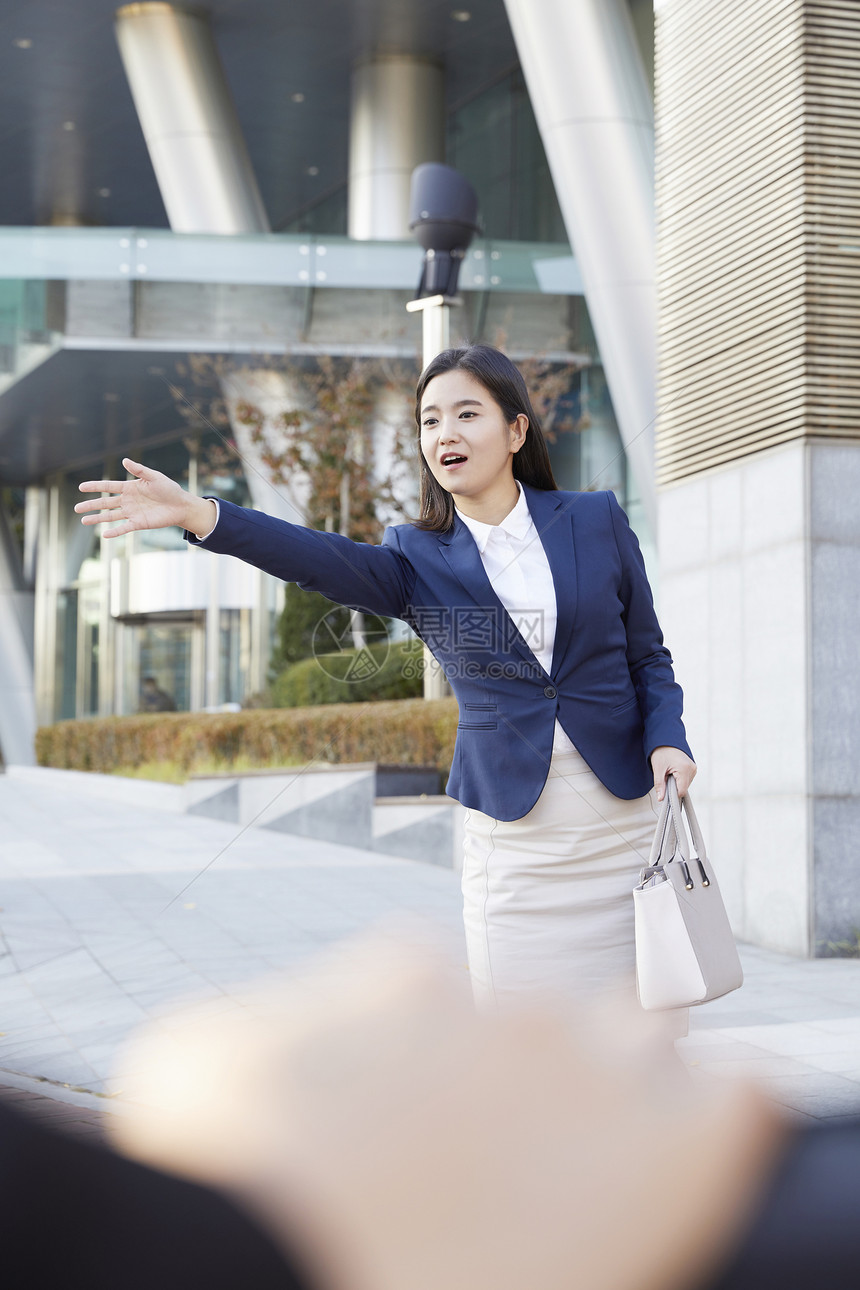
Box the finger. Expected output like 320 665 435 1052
122 457 150 479
78 479 128 493
75 495 123 514
651 759 665 799
102 521 136 539
81 509 127 527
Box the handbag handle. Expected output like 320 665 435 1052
647 775 711 888
647 788 674 867
666 775 708 865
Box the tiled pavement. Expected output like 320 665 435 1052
0 767 467 1120
676 951 860 1121
0 770 858 1125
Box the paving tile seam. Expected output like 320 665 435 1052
0 1067 135 1114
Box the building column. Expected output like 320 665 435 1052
31 480 99 729
348 55 445 241
503 0 657 528
115 2 269 233
655 0 860 956
0 502 36 765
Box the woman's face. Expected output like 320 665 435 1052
419 369 527 501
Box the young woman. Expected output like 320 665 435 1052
76 345 696 1008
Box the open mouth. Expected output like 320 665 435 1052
440 454 468 469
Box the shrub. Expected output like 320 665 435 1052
270 638 423 707
35 697 459 781
271 582 354 670
818 930 860 959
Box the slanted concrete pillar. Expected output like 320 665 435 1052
0 502 37 765
219 369 312 525
504 0 657 528
115 2 269 233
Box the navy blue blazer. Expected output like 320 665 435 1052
188 483 692 821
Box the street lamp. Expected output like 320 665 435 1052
406 162 481 366
405 163 480 700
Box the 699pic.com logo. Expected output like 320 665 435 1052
311 607 391 682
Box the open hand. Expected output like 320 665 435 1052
75 457 215 538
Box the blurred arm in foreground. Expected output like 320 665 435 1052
108 936 783 1290
1 935 858 1290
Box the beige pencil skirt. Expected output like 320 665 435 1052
461 743 661 1009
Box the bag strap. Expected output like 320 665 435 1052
647 789 674 867
666 775 707 861
665 774 713 888
665 775 691 863
647 775 709 878
679 786 708 864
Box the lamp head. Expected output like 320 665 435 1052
408 163 480 297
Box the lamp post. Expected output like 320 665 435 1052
406 163 480 700
406 291 453 364
405 291 458 700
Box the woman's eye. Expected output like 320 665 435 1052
459 410 476 419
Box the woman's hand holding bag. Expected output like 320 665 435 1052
650 745 697 800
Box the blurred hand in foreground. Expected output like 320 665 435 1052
109 935 787 1290
75 457 216 538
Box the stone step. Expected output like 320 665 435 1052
7 764 464 870
187 763 376 849
373 797 465 871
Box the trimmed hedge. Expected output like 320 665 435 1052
270 639 423 707
35 697 459 779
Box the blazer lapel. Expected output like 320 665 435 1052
520 483 578 677
438 518 537 667
437 484 579 676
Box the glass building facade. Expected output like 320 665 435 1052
0 215 636 730
0 0 644 753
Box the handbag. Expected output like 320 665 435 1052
633 774 743 1011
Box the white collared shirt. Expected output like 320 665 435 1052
454 480 576 754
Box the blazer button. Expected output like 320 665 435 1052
543 685 557 699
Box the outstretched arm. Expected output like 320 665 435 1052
76 458 417 621
189 498 416 620
76 458 218 538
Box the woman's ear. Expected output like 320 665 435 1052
510 413 529 452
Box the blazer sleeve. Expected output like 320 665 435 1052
0 1101 311 1290
186 498 417 621
703 1121 860 1290
606 491 693 761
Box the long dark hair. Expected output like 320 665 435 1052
413 344 559 532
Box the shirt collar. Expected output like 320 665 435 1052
454 479 532 553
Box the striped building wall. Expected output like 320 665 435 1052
653 0 860 956
655 0 860 486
